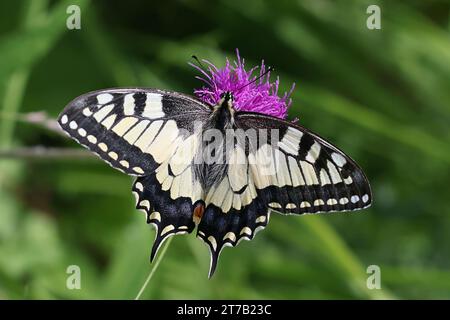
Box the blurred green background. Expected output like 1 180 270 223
0 0 449 299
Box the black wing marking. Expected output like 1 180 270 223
58 88 211 176
133 173 203 260
234 112 372 214
197 198 269 278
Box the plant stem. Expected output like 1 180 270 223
135 237 173 300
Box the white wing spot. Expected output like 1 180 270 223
268 202 282 209
274 149 292 186
207 236 217 251
326 198 338 205
286 203 297 209
305 142 321 164
61 115 68 124
101 114 116 129
239 227 252 237
327 160 342 184
133 167 145 174
134 120 163 151
278 129 302 155
87 135 97 144
149 211 161 222
98 143 108 152
223 232 236 242
123 94 135 115
320 169 331 186
300 161 319 185
362 194 370 203
288 156 305 186
300 201 311 208
77 128 87 137
161 225 175 236
331 152 347 167
119 160 129 168
69 121 78 129
344 176 353 185
93 104 114 123
339 197 349 205
82 107 93 116
97 93 113 104
142 93 164 118
124 120 150 144
135 182 144 192
145 120 180 163
255 216 266 224
112 117 138 136
108 151 118 160
313 199 325 206
351 195 360 203
139 200 150 210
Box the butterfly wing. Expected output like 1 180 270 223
59 90 372 277
59 88 209 256
236 112 372 213
198 112 372 276
58 88 211 175
133 173 203 260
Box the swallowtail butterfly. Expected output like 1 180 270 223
58 88 372 277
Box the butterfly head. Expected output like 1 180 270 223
212 91 236 126
219 91 234 106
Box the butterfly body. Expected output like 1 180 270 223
58 87 372 277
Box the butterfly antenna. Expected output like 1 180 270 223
237 66 274 92
191 55 206 71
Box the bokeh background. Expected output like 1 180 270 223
1 0 449 299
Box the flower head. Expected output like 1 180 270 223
191 50 295 119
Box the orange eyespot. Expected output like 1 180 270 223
193 203 205 225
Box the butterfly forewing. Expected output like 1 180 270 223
58 88 210 256
235 113 372 214
58 88 211 176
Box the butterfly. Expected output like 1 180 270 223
58 88 372 277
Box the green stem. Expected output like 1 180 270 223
134 237 173 300
0 70 29 149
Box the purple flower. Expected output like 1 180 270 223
190 50 295 119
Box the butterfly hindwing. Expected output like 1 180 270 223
198 195 270 278
133 174 202 260
58 88 211 176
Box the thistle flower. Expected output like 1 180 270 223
191 50 295 119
